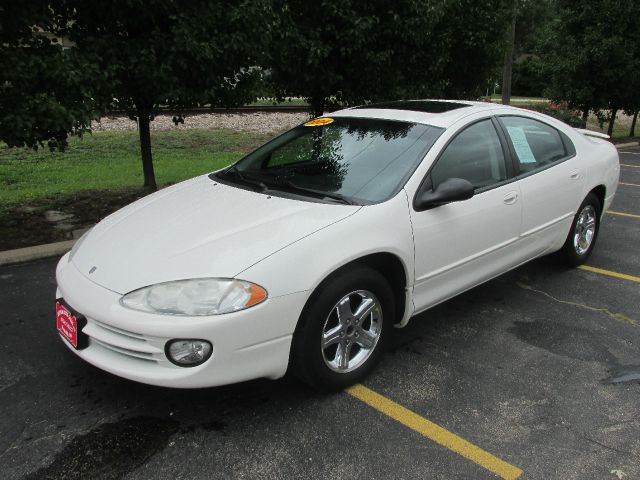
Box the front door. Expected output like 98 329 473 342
410 118 523 313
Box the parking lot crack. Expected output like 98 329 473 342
563 426 632 456
516 282 638 326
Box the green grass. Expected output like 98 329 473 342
0 128 273 206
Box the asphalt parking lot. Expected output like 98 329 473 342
1 147 638 480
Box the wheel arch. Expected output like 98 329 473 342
300 252 411 330
350 252 409 325
589 184 606 213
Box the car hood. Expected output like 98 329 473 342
71 175 360 294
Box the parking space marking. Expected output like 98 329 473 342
619 182 640 187
578 265 640 283
619 151 640 154
346 384 523 480
607 210 640 219
620 164 640 168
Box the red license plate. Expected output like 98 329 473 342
56 301 79 348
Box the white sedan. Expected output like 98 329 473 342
55 100 619 390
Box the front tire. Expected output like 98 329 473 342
561 193 601 267
290 265 394 391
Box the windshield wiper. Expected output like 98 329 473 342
270 180 356 205
221 165 268 192
220 167 355 205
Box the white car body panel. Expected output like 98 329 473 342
410 181 523 312
71 175 360 294
238 190 416 315
55 100 620 388
56 254 309 387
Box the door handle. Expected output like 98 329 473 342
503 191 518 205
570 169 580 180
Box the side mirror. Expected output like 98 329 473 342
414 177 474 211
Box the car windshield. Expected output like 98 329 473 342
214 117 443 204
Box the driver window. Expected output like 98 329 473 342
431 119 507 190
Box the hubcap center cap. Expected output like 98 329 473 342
346 325 355 336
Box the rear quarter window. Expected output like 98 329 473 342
499 116 570 174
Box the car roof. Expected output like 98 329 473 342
330 99 514 129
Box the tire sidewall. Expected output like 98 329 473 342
563 193 601 266
292 265 395 391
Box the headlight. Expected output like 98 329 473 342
69 227 93 262
119 278 267 316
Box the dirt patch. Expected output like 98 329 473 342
0 187 154 251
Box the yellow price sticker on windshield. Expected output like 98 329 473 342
304 118 334 127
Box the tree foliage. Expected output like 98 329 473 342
438 0 512 99
539 0 640 131
267 0 511 116
0 3 97 150
52 0 270 188
505 0 556 98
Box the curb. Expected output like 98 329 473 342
615 141 639 149
0 239 76 267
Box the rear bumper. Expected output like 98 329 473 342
55 253 309 388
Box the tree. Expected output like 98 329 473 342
0 2 98 150
268 0 511 117
539 0 640 132
436 0 512 99
55 0 269 189
501 3 517 105
500 0 556 102
621 14 640 138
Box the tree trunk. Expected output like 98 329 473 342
501 9 517 105
581 107 590 128
138 112 157 190
630 110 638 137
607 108 617 137
310 96 325 118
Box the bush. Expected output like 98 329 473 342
525 101 584 127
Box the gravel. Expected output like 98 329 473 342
91 112 310 134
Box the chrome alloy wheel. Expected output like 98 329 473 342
321 290 383 373
573 205 597 255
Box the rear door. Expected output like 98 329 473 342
497 115 583 257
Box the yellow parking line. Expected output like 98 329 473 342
619 182 640 187
578 265 640 283
620 164 640 168
346 384 523 480
607 210 640 219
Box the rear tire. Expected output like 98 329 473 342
561 193 601 267
290 265 394 391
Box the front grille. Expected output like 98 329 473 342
82 318 167 364
92 319 146 340
91 338 157 362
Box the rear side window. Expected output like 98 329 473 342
431 119 507 190
500 116 568 174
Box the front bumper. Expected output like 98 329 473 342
55 253 309 388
